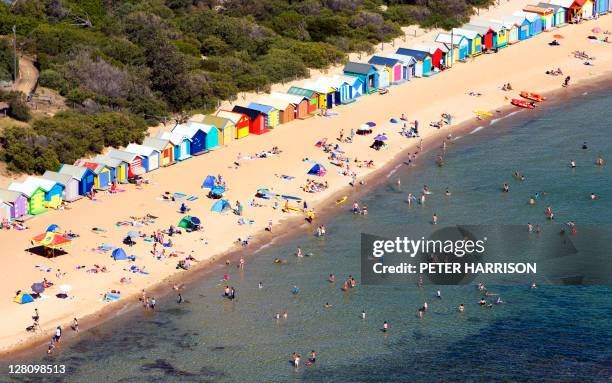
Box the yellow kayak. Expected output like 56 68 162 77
336 196 348 205
474 110 493 117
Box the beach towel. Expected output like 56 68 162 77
174 192 187 197
280 175 295 180
187 196 198 201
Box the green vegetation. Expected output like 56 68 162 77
0 0 493 173
0 39 17 83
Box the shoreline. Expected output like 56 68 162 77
3 72 612 361
1 13 612 358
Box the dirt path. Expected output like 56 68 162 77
14 55 38 96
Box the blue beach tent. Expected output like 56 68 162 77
211 199 232 213
307 164 326 176
111 247 129 261
202 175 216 189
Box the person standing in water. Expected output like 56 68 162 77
432 213 438 225
382 321 389 332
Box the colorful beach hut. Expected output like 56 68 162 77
463 24 497 51
384 54 416 81
302 81 336 109
125 144 161 172
59 164 96 195
470 20 509 49
172 122 214 153
331 75 363 101
412 43 449 68
107 150 145 179
156 132 191 161
215 110 250 139
201 115 234 145
255 96 295 124
450 28 482 56
143 137 175 166
514 11 543 36
0 189 28 220
494 18 520 44
524 5 555 31
435 32 469 62
396 48 434 76
8 182 46 215
247 103 280 128
90 156 127 184
232 105 269 134
504 15 531 40
271 92 310 119
343 62 379 94
25 177 64 207
557 0 594 20
74 161 113 190
0 199 11 223
287 87 321 113
42 171 80 202
594 0 610 15
538 3 568 26
368 56 404 84
324 76 353 104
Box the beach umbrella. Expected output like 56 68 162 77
59 284 72 293
46 224 59 232
366 122 376 127
374 134 387 141
127 230 139 238
553 34 564 39
31 283 45 293
592 27 601 33
190 216 201 226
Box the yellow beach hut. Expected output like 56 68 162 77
303 81 336 110
201 115 235 144
494 18 520 44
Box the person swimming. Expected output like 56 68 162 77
436 290 442 299
458 304 465 313
479 298 487 306
591 192 597 200
329 273 335 283
445 189 451 196
569 159 576 168
296 247 303 257
596 157 604 166
582 142 588 150
291 285 300 294
382 321 389 332
503 183 510 193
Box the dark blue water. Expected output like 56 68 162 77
4 86 612 382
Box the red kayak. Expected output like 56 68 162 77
511 99 535 109
520 91 546 102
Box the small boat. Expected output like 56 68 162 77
520 91 546 102
511 99 535 109
336 196 348 205
474 110 493 117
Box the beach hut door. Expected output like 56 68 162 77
326 93 333 109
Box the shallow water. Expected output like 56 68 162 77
5 87 612 382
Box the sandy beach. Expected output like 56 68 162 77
1 5 611 356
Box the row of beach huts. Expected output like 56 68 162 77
0 0 609 223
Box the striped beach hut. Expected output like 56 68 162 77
143 137 175 166
107 150 145 179
343 62 379 94
0 189 28 220
594 0 610 15
435 32 469 62
287 87 320 113
451 28 482 56
538 3 568 26
125 144 161 172
8 181 47 215
93 155 130 183
271 92 310 119
396 48 434 76
368 56 404 84
59 164 96 195
255 96 295 124
331 75 363 101
524 5 555 31
384 53 416 81
215 110 250 139
156 132 191 160
42 171 80 202
322 76 354 104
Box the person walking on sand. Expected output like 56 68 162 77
72 318 79 333
54 326 62 343
150 297 156 310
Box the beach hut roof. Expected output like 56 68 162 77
8 181 43 197
502 15 529 25
255 96 292 111
368 56 401 67
523 4 554 14
451 28 481 40
232 105 264 121
462 24 492 34
434 32 467 46
413 42 448 54
125 143 160 157
513 10 539 22
93 155 124 168
343 62 377 75
172 122 204 138
303 81 334 94
247 102 276 114
469 20 506 32
157 131 191 146
548 0 575 7
270 92 307 105
202 115 233 129
59 164 92 180
0 189 23 204
215 110 247 124
143 137 171 151
107 149 141 163
287 86 318 99
186 121 216 134
42 171 74 186
331 74 361 87
25 176 59 192
386 53 417 65
537 2 565 11
74 160 106 175
395 48 431 61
